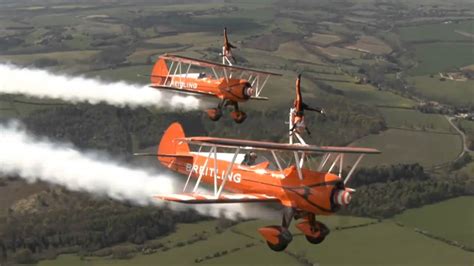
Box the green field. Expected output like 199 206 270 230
379 108 455 132
395 196 474 247
398 20 474 42
38 214 474 266
325 81 416 107
408 76 474 106
352 128 462 168
409 42 474 75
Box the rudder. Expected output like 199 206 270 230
157 122 190 166
151 58 169 84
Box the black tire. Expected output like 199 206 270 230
305 234 325 244
207 108 222 121
266 227 292 252
266 240 288 252
305 222 329 245
233 111 247 124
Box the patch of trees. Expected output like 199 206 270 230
204 96 385 147
313 80 345 96
349 163 429 187
346 174 473 218
0 36 23 51
92 46 134 68
23 104 206 156
450 153 472 171
0 189 206 264
32 58 59 68
243 31 302 51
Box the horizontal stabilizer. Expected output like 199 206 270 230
154 193 278 204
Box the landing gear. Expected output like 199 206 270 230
206 100 247 123
305 222 329 244
258 207 294 252
296 213 330 245
206 100 225 121
206 108 222 121
230 102 246 123
231 111 247 123
267 227 292 251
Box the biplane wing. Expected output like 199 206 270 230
149 85 218 98
154 192 279 204
160 54 282 77
150 85 269 101
176 136 381 154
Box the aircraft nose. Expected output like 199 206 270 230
333 189 351 206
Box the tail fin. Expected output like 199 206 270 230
157 122 190 166
150 58 169 84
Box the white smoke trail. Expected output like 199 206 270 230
0 64 200 110
0 122 278 220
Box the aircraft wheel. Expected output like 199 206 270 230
266 227 292 252
231 111 247 123
305 222 329 245
207 108 222 121
266 240 288 252
305 234 325 244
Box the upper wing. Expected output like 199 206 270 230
177 137 381 154
160 54 282 77
154 192 279 204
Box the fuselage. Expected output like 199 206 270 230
155 73 253 103
160 152 345 215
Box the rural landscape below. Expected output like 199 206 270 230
0 0 473 265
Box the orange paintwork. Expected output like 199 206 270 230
258 226 283 245
296 220 322 238
150 58 252 103
157 122 343 216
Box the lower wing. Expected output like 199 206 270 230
154 193 279 204
150 85 218 98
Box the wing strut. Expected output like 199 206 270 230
338 154 344 177
183 145 202 192
328 153 342 174
318 153 331 171
216 147 240 197
293 151 304 180
344 154 364 184
271 150 284 175
193 146 215 192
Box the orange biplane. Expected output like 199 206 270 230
148 54 281 123
136 122 380 251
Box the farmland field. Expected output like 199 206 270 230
409 42 474 75
379 108 455 132
2 0 474 265
325 81 416 107
398 20 474 42
39 215 474 266
351 128 462 168
395 196 474 248
408 76 474 106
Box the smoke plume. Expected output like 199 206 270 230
0 64 200 110
0 122 278 219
